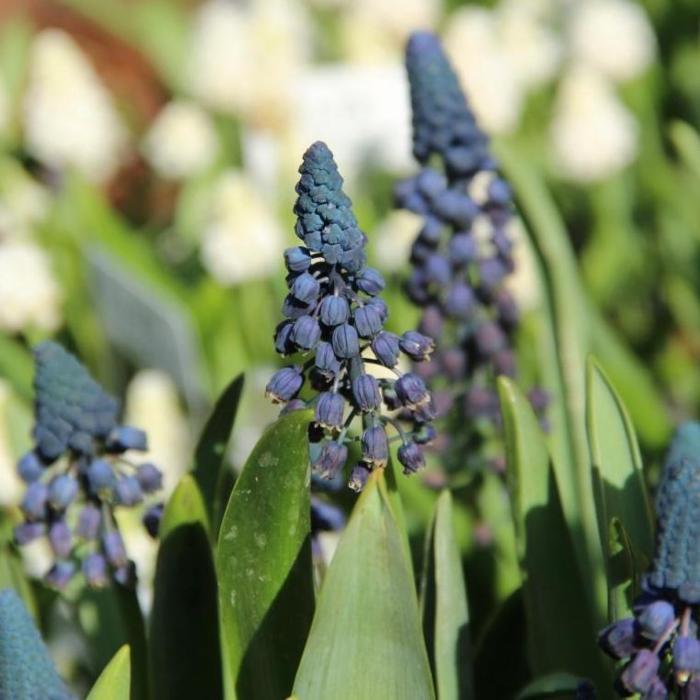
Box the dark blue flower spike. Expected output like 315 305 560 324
395 31 549 466
599 422 700 696
13 341 164 590
266 141 437 491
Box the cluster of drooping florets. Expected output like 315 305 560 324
598 422 700 698
394 31 547 467
13 342 163 590
266 141 437 491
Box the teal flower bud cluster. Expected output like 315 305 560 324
0 588 73 699
599 423 700 697
267 142 437 490
14 342 163 590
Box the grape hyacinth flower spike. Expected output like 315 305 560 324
598 422 700 697
394 30 548 469
13 341 164 590
266 141 437 490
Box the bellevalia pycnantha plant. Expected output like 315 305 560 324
13 342 163 589
266 141 437 490
599 422 700 698
395 31 548 470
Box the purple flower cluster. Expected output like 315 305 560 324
599 423 700 697
395 31 547 463
266 141 437 491
14 342 163 590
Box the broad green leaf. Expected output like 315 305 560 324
294 470 434 699
421 491 473 700
586 356 654 619
87 645 131 700
498 377 606 686
0 333 33 402
115 586 149 700
516 673 591 699
216 410 314 700
150 475 222 700
192 374 244 533
0 546 36 620
497 146 606 626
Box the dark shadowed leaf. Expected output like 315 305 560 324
516 672 592 700
216 409 315 700
150 475 222 700
293 470 435 700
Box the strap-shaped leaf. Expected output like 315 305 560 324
149 475 222 700
216 409 314 700
87 645 130 700
586 357 654 619
498 377 606 687
293 470 435 700
421 490 473 700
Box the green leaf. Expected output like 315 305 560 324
516 672 591 700
586 356 654 619
87 645 131 700
293 471 435 700
216 410 315 700
192 374 244 533
150 475 222 700
0 546 36 620
498 377 606 686
669 120 700 182
421 490 473 700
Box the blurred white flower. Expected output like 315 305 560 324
122 369 189 613
372 210 421 273
550 65 638 182
187 0 310 129
22 29 128 183
291 63 413 183
0 168 51 239
0 240 62 332
504 218 542 312
124 369 190 497
142 101 217 180
497 0 562 90
340 0 441 63
200 170 283 285
568 0 655 82
0 381 21 507
444 8 524 134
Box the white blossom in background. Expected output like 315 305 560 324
0 240 62 332
550 65 638 182
497 0 562 90
142 101 218 180
22 29 128 183
504 218 542 312
340 0 441 63
0 169 51 239
200 170 283 285
121 369 190 613
124 369 190 497
568 0 656 82
291 63 413 183
187 0 310 130
444 8 524 134
372 210 421 273
0 381 22 507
